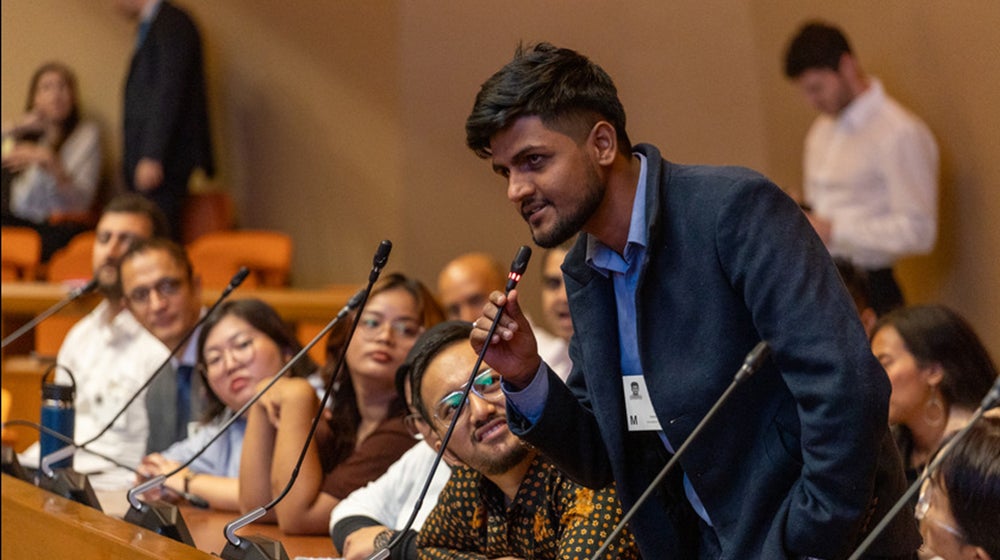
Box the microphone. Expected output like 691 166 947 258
123 285 366 548
31 266 251 544
1 419 209 509
368 245 532 560
45 266 250 467
846 374 1000 560
220 240 392 560
588 341 771 560
1 277 99 349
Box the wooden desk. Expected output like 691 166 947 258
2 475 338 559
2 473 214 559
2 280 358 393
1 281 359 323
183 505 338 558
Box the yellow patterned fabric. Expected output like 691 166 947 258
417 455 639 559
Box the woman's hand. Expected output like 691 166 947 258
1 142 55 173
253 377 315 428
136 452 186 502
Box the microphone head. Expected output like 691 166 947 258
230 266 251 288
70 277 100 298
374 240 392 269
505 245 533 291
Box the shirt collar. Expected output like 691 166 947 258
839 77 885 131
174 307 207 367
139 0 163 24
585 152 648 277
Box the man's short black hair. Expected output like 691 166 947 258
784 22 853 78
466 42 631 158
102 193 171 239
401 320 474 425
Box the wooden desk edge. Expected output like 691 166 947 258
2 473 215 559
2 281 361 322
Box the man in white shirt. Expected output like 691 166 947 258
24 194 171 490
784 21 939 314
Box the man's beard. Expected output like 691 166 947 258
530 165 605 249
473 437 531 477
96 266 122 301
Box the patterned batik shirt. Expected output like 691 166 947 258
417 455 639 559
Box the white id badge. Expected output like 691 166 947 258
622 374 662 431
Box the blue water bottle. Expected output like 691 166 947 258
40 365 76 470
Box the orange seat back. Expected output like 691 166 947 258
36 231 97 357
187 230 293 289
1 226 42 281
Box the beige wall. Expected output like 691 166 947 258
3 1 997 356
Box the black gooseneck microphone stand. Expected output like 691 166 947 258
366 245 532 560
218 240 393 560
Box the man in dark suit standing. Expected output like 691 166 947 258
117 0 213 240
466 43 920 559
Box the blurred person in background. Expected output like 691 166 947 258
2 61 101 260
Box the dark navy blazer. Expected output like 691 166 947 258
123 1 213 195
508 144 919 559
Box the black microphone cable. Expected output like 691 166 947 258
1 277 99 349
588 341 771 560
1 419 210 509
367 245 532 560
41 267 250 468
220 240 393 553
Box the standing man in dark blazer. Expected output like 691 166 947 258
466 43 920 559
117 0 213 240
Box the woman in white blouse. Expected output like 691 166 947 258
2 61 101 260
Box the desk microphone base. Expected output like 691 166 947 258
2 446 30 481
124 499 195 545
221 534 289 560
37 468 103 511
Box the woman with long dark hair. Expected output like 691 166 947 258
870 305 998 483
240 273 444 534
2 61 101 259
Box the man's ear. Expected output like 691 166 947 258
589 121 618 166
431 435 465 468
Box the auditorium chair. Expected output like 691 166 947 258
35 231 96 358
186 230 292 289
1 226 42 281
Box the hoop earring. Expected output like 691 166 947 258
923 387 945 428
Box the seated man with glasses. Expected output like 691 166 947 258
18 194 171 490
389 321 639 560
119 237 208 453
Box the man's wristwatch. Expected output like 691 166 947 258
373 529 397 550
